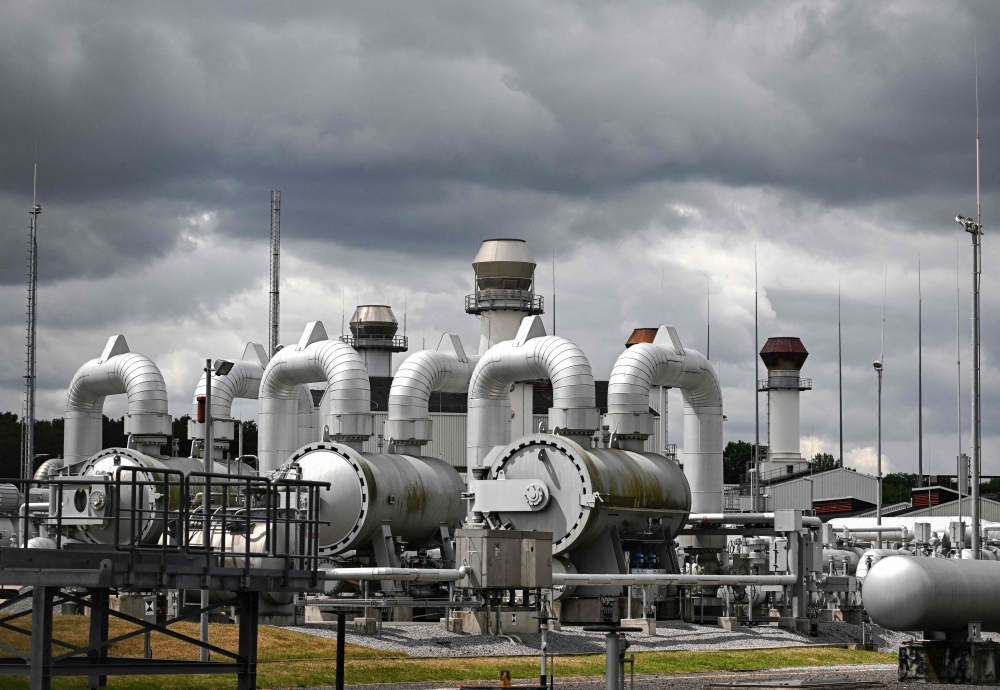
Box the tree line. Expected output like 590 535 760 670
0 413 258 477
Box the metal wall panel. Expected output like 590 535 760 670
364 412 467 468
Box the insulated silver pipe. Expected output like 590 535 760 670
259 321 371 472
385 337 479 453
687 513 822 528
64 335 171 463
324 567 468 582
554 573 797 586
606 333 722 513
467 317 597 470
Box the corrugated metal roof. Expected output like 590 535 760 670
808 467 878 504
769 477 813 511
906 496 1000 523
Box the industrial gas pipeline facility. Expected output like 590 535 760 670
4 235 1000 690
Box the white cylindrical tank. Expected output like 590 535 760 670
864 556 1000 632
485 433 691 556
283 442 466 555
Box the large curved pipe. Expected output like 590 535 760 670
64 335 171 464
189 344 315 454
466 316 599 471
190 345 267 423
606 326 722 513
258 321 371 472
385 334 479 455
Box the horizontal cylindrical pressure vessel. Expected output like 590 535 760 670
864 556 1000 632
486 433 690 556
77 448 231 546
284 442 466 555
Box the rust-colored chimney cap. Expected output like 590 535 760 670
626 328 659 348
760 337 809 370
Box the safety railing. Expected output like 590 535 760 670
0 471 329 579
465 290 544 314
339 333 409 351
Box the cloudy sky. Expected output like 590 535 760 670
1 0 998 477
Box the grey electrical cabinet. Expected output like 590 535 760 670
455 528 553 589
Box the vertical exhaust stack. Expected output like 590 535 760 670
340 305 408 377
758 337 812 475
465 239 544 439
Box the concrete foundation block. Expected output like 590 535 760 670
899 639 1000 685
777 616 797 630
621 618 656 635
795 618 812 634
457 609 537 635
820 609 844 623
439 617 463 633
841 609 865 625
354 617 378 635
718 616 739 632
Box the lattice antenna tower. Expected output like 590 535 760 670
21 163 41 480
268 191 281 358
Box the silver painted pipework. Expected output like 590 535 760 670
385 335 479 455
64 335 171 464
466 316 599 470
258 321 371 472
190 360 263 422
324 566 469 582
554 572 797 586
687 513 822 528
605 328 722 513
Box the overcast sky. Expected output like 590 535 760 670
2 0 999 477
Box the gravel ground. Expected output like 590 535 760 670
286 620 914 658
301 663 922 690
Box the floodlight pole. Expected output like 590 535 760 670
956 214 983 558
201 359 212 660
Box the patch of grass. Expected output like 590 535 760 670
0 615 894 690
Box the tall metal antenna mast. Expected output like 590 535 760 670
955 41 983 557
838 281 843 468
21 163 41 481
706 276 710 360
551 249 556 336
918 257 923 487
753 247 759 512
268 191 281 358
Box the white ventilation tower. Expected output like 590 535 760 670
465 239 544 438
340 305 408 377
758 337 812 476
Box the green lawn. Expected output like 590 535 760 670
0 615 894 689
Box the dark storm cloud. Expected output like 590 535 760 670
2 0 999 287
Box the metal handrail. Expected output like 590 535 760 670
339 334 408 351
758 377 812 391
465 290 544 314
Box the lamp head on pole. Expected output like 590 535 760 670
873 360 883 372
956 214 983 235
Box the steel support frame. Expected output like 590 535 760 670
0 586 262 690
